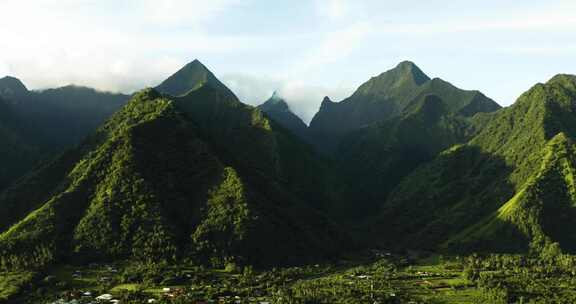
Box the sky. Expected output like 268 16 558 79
1 0 575 123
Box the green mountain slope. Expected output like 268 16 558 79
257 91 309 142
333 95 485 219
170 65 334 212
308 61 428 152
14 85 129 151
447 133 576 254
376 74 576 253
155 59 232 97
325 71 500 220
0 63 346 270
308 61 500 153
0 79 129 191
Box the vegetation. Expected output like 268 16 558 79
306 63 501 220
0 77 128 192
0 83 346 271
257 91 310 143
155 59 233 97
0 96 39 190
378 74 576 255
3 59 576 303
308 61 499 153
5 252 576 303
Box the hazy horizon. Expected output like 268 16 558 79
1 0 575 122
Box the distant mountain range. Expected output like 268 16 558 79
0 76 129 190
1 58 576 271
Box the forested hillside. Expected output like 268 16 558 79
376 74 576 254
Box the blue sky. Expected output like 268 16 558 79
1 0 575 122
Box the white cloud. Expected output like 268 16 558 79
0 0 250 92
0 0 574 113
288 22 372 77
315 0 351 19
370 5 576 35
222 73 353 123
133 0 244 27
473 45 576 55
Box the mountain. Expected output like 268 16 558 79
331 95 486 219
14 85 129 151
0 76 29 101
257 91 310 141
4 58 574 271
316 63 501 220
308 61 500 153
0 61 346 270
155 59 232 97
375 74 576 254
0 97 38 190
0 78 130 151
0 79 129 191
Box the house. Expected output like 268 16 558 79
96 294 113 301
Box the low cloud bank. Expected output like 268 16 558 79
222 74 353 124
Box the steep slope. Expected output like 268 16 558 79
376 74 576 253
309 61 429 152
14 85 129 151
0 65 346 270
174 84 333 212
332 95 483 219
163 60 333 211
308 61 499 153
0 80 129 191
155 59 232 97
257 91 310 142
327 75 500 220
447 133 576 254
0 97 38 190
405 78 500 117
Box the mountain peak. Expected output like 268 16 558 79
353 61 430 97
0 76 29 100
321 96 333 104
259 91 290 113
155 59 230 97
393 60 430 85
515 74 576 110
546 74 576 90
183 59 209 72
396 60 418 69
257 93 309 140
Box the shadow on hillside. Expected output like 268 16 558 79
364 145 525 253
540 183 576 253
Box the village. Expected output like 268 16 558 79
5 249 576 303
5 250 484 304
